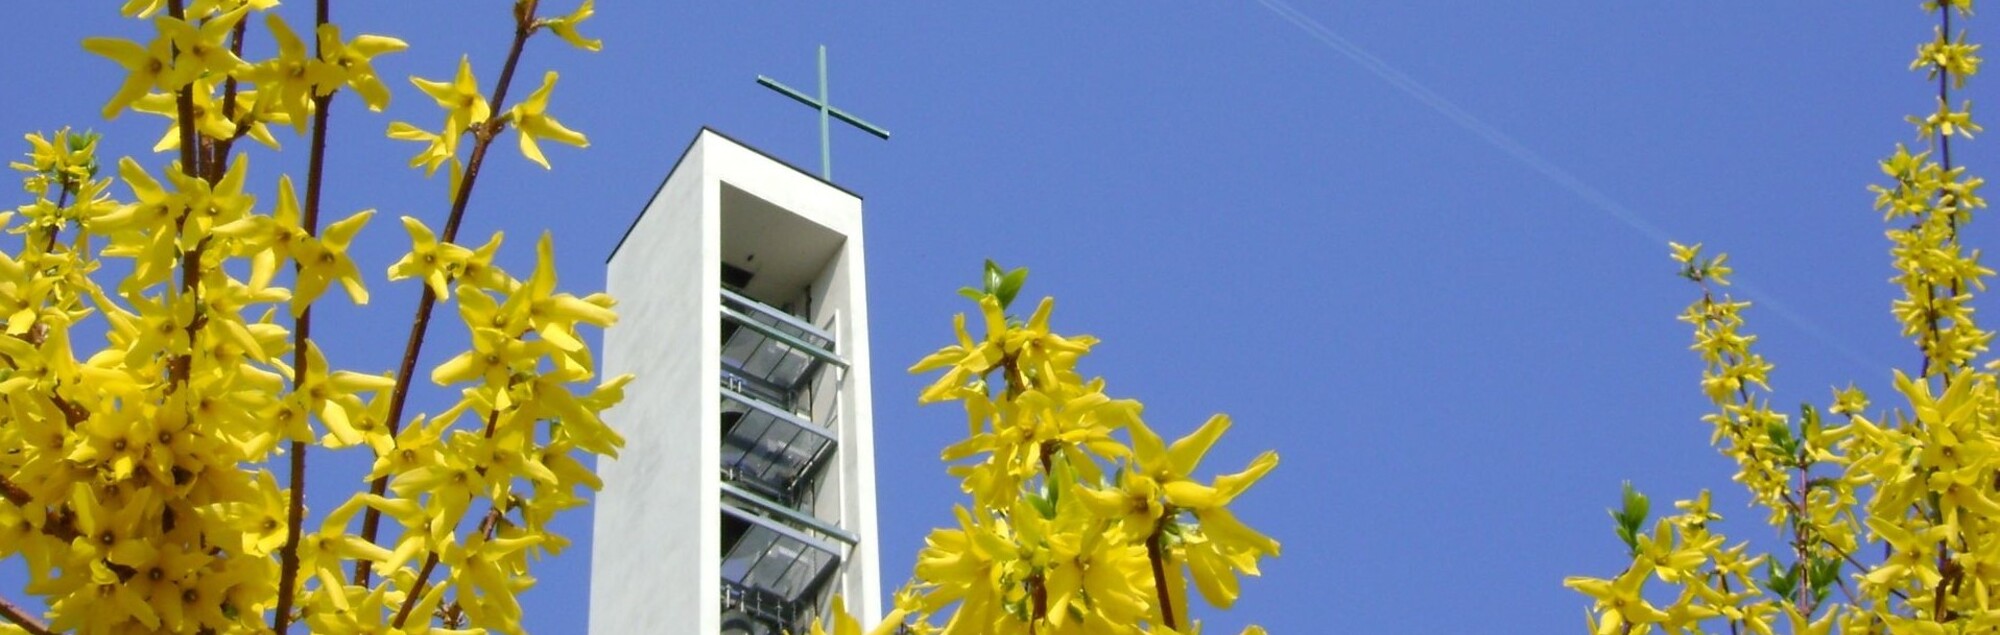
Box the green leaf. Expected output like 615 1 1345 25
1611 509 1640 555
1612 482 1649 555
1048 453 1073 508
996 267 1029 310
1027 487 1056 519
1764 559 1797 599
1765 420 1799 461
1621 482 1649 524
983 259 1004 296
68 130 101 178
1808 556 1842 592
958 287 986 303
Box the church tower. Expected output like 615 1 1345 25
589 128 884 634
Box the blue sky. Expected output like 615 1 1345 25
0 2 1977 633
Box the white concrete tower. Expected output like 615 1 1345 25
590 128 883 634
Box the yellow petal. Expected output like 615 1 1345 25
1167 413 1231 477
1186 540 1242 608
1215 451 1278 500
1163 480 1223 509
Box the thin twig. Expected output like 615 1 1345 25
356 4 541 584
392 470 505 629
1793 455 1810 612
393 551 444 628
1778 491 1912 604
163 0 201 394
1928 3 1964 623
208 14 251 182
272 1 335 630
1147 518 1178 630
1718 576 1741 635
0 594 51 635
41 186 70 253
167 2 198 178
0 474 27 507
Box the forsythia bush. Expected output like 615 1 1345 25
1566 1 2000 633
0 1 624 633
815 263 1279 635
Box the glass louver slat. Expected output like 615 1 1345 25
740 337 785 378
720 524 777 583
747 538 803 593
720 289 838 355
750 425 806 485
718 290 846 399
719 389 836 502
720 405 778 481
718 317 822 396
719 504 842 605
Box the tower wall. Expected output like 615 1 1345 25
592 138 718 634
593 129 881 634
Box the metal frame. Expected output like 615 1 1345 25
721 578 797 634
721 481 859 546
721 289 838 347
716 289 857 635
720 309 844 375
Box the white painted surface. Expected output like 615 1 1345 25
592 138 716 635
592 129 882 634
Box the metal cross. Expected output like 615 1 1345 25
757 45 891 180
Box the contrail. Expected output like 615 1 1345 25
1254 0 1883 370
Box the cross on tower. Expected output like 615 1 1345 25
757 45 891 181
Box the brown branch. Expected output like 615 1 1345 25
1935 554 1960 621
1028 572 1047 627
0 475 78 544
1718 575 1741 635
49 394 87 428
167 0 198 178
1147 514 1178 630
1921 4 1963 380
222 18 246 122
392 501 505 629
270 436 309 632
392 551 442 629
207 14 251 183
0 474 28 507
1929 6 1965 623
0 594 51 635
165 0 217 395
41 187 69 254
1778 491 1913 604
1832 574 1861 608
272 2 335 631
391 405 502 629
1941 5 1956 177
356 3 542 585
1793 457 1810 612
162 2 207 394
